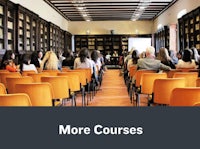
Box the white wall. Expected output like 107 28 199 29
69 20 153 35
153 0 200 32
10 0 69 31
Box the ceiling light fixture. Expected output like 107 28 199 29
131 0 151 21
72 0 92 21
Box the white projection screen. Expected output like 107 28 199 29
128 37 152 54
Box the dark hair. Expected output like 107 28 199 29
182 49 192 63
79 47 89 63
0 50 16 68
131 50 139 64
91 50 99 63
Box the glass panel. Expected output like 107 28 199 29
0 29 3 39
19 13 24 20
8 21 13 29
0 5 3 15
7 32 12 40
0 18 2 26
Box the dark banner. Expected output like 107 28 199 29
0 107 200 149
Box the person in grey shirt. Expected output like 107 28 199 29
137 46 171 71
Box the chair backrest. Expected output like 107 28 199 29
140 73 167 94
0 83 7 94
0 69 9 73
129 65 137 78
167 69 182 78
27 73 50 82
6 76 34 93
70 69 87 86
153 78 186 105
196 78 200 87
173 72 198 87
170 87 200 106
0 72 22 88
42 70 60 76
0 93 32 106
15 83 53 106
57 72 80 92
77 68 92 83
193 102 200 106
21 70 37 76
41 76 70 99
135 70 156 88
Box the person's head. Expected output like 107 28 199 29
91 50 99 63
131 50 139 64
23 55 31 65
37 51 43 59
182 49 192 62
157 47 170 62
11 53 15 60
146 46 155 58
79 47 89 63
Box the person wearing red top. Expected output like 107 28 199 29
5 60 19 72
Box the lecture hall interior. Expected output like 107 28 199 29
0 0 200 107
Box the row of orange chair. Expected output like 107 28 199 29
128 66 200 106
0 68 98 107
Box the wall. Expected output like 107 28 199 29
9 0 68 31
68 20 153 35
153 0 200 32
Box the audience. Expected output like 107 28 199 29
137 46 171 71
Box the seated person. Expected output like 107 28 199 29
20 54 37 73
137 46 171 71
176 49 198 69
5 60 20 72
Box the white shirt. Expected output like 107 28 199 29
22 64 37 72
74 57 93 74
176 59 197 69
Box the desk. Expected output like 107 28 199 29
110 56 119 65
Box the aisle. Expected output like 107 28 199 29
88 69 132 106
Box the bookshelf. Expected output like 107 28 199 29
178 6 200 52
154 26 169 53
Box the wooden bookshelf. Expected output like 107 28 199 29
154 26 169 53
178 6 200 51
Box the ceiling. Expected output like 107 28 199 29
44 0 177 21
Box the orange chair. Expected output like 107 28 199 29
196 78 200 87
170 87 200 106
6 76 34 93
138 73 167 106
15 83 54 106
132 70 156 105
193 102 200 106
41 76 72 106
128 65 137 103
167 69 182 78
21 70 37 76
173 72 198 87
27 72 50 82
0 83 7 94
0 69 9 73
0 72 22 88
57 72 81 106
153 78 186 105
42 70 60 76
0 93 32 106
60 70 87 106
